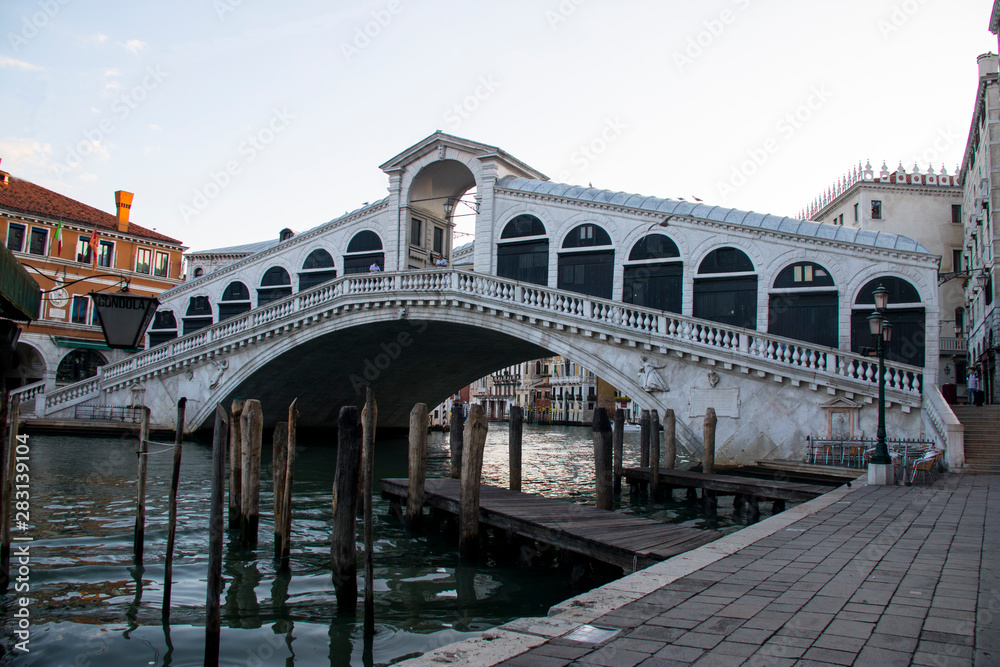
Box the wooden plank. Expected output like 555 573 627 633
380 477 721 570
623 467 835 502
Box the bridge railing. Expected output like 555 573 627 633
48 268 925 410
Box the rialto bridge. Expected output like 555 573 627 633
18 133 961 466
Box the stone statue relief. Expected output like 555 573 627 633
638 356 669 392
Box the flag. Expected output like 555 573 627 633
54 219 63 255
89 227 99 267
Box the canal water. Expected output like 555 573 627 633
3 422 778 666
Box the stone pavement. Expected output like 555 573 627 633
401 474 998 666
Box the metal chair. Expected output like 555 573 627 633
910 450 941 484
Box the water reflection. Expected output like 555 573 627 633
8 424 778 666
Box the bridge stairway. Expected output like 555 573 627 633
951 405 1000 473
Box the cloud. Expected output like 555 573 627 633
0 56 41 71
0 138 54 170
122 39 149 55
148 124 162 131
84 33 109 46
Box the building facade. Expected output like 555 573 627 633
960 52 1000 403
0 168 185 394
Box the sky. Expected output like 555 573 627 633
1 0 997 252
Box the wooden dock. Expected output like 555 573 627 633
623 467 838 503
380 478 721 570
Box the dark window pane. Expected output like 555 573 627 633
257 287 292 306
151 310 177 329
557 250 614 298
562 224 611 249
218 302 252 321
628 234 680 261
261 266 291 287
97 241 113 268
497 240 549 286
623 263 682 313
347 231 383 253
182 317 213 335
501 215 546 239
222 281 250 301
854 277 921 305
29 228 47 255
698 247 753 274
148 331 177 346
343 252 384 275
303 249 334 270
851 307 925 366
56 349 107 384
186 296 212 316
298 270 337 290
433 227 444 254
768 292 838 347
693 276 757 329
773 262 835 288
6 224 25 252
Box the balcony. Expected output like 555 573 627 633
939 337 967 354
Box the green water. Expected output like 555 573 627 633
0 422 773 666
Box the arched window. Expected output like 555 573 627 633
558 224 614 299
193 267 204 278
344 231 384 274
148 310 178 347
851 276 925 366
299 249 337 290
258 267 292 305
623 233 682 313
693 247 757 329
768 262 837 347
183 296 213 334
218 281 252 321
56 349 107 384
497 215 548 286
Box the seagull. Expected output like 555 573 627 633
692 196 703 202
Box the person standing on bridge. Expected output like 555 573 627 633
435 255 448 268
369 261 381 273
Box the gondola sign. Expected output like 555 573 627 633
90 291 159 350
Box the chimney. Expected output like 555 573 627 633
978 52 999 78
115 190 133 232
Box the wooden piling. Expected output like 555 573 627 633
639 409 650 469
509 406 523 492
205 404 229 667
663 408 676 470
612 409 624 494
0 396 19 593
272 421 289 560
703 407 717 476
459 404 488 560
449 403 464 479
240 400 263 548
228 398 245 530
592 408 613 511
650 409 660 500
406 403 429 531
163 397 186 621
331 406 362 610
133 406 150 565
362 388 377 634
278 399 298 569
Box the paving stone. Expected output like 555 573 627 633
754 641 807 659
915 639 974 659
919 630 974 646
576 645 648 667
690 653 745 667
502 654 571 667
691 616 744 636
865 632 918 653
605 638 665 655
740 656 796 667
710 641 759 658
670 632 724 650
855 645 913 666
824 618 875 639
811 633 866 652
531 643 592 660
650 644 705 663
626 626 686 644
800 646 858 665
725 627 774 645
923 616 975 636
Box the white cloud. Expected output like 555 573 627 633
148 124 162 131
0 56 41 71
122 39 149 55
0 138 53 170
85 33 109 46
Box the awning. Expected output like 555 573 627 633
0 243 40 321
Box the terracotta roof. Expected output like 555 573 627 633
0 172 182 245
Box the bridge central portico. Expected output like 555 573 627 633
25 132 952 465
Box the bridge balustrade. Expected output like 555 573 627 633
42 268 925 413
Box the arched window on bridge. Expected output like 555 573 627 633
56 349 108 384
497 214 549 286
299 249 337 290
218 281 252 321
147 310 178 347
183 296 214 334
851 277 925 367
258 267 293 306
558 223 614 299
768 262 837 347
623 233 682 313
343 230 384 274
693 247 757 329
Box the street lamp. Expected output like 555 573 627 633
867 284 894 475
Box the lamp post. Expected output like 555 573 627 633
867 284 895 482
